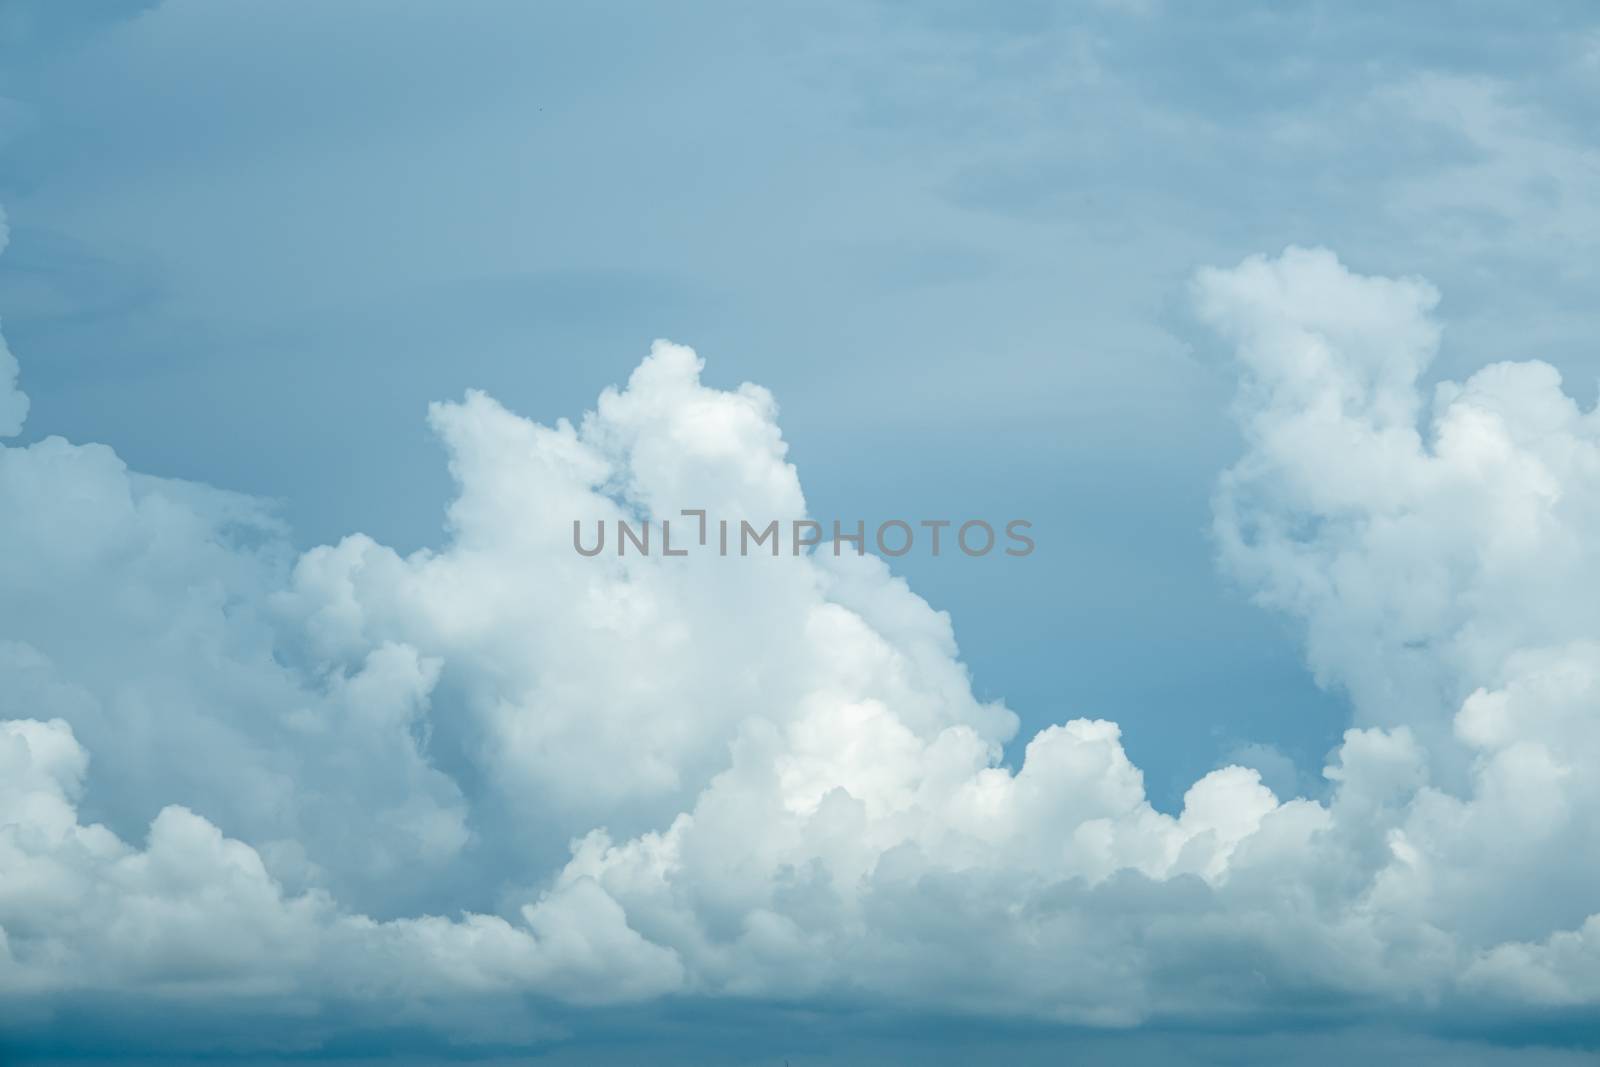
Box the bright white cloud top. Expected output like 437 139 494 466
2 242 1598 1046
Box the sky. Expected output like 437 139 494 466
1 1 1599 1063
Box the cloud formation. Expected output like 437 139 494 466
2 243 1599 1050
0 211 28 437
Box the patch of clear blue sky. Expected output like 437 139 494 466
1 0 1597 813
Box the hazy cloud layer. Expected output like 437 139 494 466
0 212 28 436
3 245 1600 1051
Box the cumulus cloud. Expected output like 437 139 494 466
2 241 1599 1050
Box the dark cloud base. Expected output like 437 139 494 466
5 1007 1599 1067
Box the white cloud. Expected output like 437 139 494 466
3 244 1600 1050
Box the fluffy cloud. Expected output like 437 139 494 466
2 242 1599 1051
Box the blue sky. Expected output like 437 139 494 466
4 0 1598 805
2 1 1600 1063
